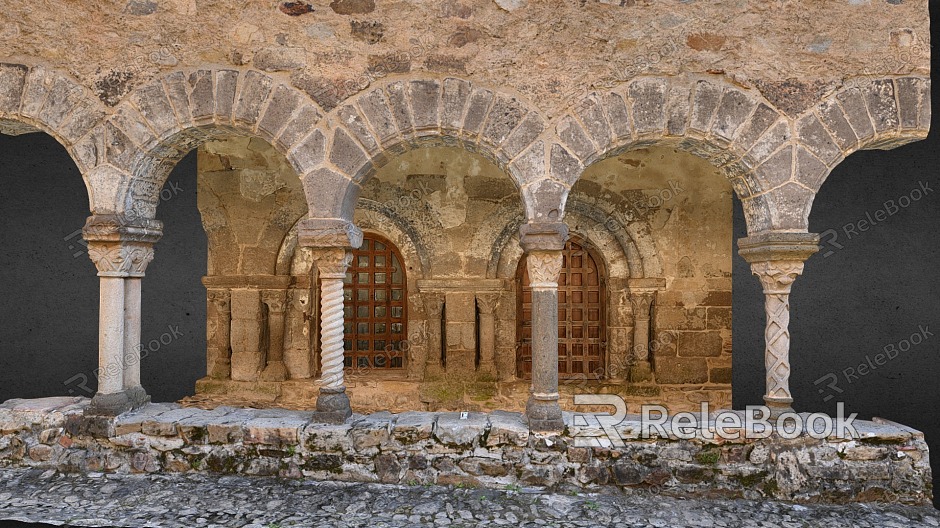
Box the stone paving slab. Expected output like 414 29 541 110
0 468 937 527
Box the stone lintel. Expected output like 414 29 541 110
518 222 568 252
737 231 820 263
82 214 163 244
202 275 293 290
297 218 363 249
416 278 510 293
626 277 667 291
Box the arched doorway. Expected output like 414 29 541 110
342 233 408 372
516 236 606 380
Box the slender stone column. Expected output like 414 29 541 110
83 215 161 416
299 218 363 423
123 276 149 407
261 289 289 381
628 290 656 383
207 289 232 379
738 232 819 417
520 222 568 432
475 293 501 376
422 293 445 378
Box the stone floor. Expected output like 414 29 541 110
0 468 937 528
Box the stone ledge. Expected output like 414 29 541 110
0 397 931 505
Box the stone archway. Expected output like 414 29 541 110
301 76 558 224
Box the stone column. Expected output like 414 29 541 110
520 222 568 432
83 215 161 416
299 218 363 423
206 289 232 379
739 232 819 417
628 290 656 383
261 289 289 381
122 276 149 407
423 293 445 379
475 293 501 376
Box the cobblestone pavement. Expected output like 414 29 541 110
0 469 937 528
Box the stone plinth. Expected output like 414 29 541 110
0 397 931 505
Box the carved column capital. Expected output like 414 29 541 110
422 292 445 318
629 290 656 318
207 289 231 313
310 248 353 279
749 260 806 295
261 289 288 313
475 292 502 315
87 241 156 278
526 251 563 289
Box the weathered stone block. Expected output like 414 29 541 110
486 411 528 447
655 357 708 384
794 146 829 192
549 143 580 186
337 104 379 154
435 412 487 447
462 87 494 135
276 105 322 151
257 85 301 140
188 70 215 122
392 411 436 443
836 87 875 142
350 413 392 451
815 99 858 150
690 81 722 133
384 81 413 135
712 90 756 143
605 92 632 140
733 103 779 153
501 112 543 159
409 79 440 131
0 63 28 113
287 128 327 176
328 128 367 177
628 78 667 134
234 70 273 125
863 79 899 134
131 82 178 137
358 88 398 143
555 115 595 162
441 77 471 130
214 70 240 121
797 114 840 165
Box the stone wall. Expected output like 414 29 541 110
193 140 733 413
0 397 931 505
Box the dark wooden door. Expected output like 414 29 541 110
342 234 407 371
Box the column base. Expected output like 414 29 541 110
764 396 794 419
125 386 151 409
313 387 352 424
260 361 288 382
628 360 654 383
86 391 133 417
208 358 232 380
526 395 564 432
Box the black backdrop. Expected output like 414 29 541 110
1 10 938 510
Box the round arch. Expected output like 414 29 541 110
0 63 107 212
300 76 559 224
90 68 326 220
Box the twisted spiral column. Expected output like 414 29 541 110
318 276 346 389
311 247 354 419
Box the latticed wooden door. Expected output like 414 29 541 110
342 234 407 371
517 237 606 379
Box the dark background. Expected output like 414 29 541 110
1 12 938 514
